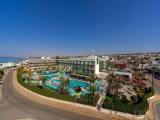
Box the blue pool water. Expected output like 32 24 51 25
69 79 89 89
42 71 54 75
46 79 89 90
47 74 56 80
68 80 89 96
45 78 89 96
41 71 90 96
45 79 61 90
40 71 56 80
41 71 68 80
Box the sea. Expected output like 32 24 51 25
0 57 23 63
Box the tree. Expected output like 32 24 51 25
76 68 83 75
38 76 47 94
88 84 97 102
59 70 65 76
0 69 4 76
86 76 94 82
28 69 32 90
130 95 138 103
42 76 47 86
108 61 115 71
74 68 83 79
59 77 70 94
111 75 122 102
134 80 146 95
0 69 4 79
106 61 116 94
85 84 98 105
106 73 114 94
106 74 122 103
137 70 145 80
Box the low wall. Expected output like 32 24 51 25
13 70 145 120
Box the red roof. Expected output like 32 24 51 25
132 79 147 85
115 63 126 69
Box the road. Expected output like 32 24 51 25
147 76 160 120
0 70 101 120
147 79 160 94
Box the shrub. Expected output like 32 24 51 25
77 94 99 106
121 95 129 104
130 95 138 103
0 70 4 75
0 69 4 79
103 90 154 115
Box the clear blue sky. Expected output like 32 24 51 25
0 0 160 56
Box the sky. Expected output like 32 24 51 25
0 0 160 57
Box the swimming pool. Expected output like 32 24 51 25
45 79 89 96
69 79 89 89
46 79 89 89
41 71 68 80
69 80 89 96
41 71 90 96
45 79 61 90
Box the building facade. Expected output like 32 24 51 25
26 56 100 75
99 56 110 72
0 62 16 69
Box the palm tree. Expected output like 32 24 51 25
89 84 96 98
108 61 115 71
112 76 122 101
87 84 97 105
106 73 115 94
42 76 47 87
75 68 83 78
40 76 47 94
59 77 70 94
107 75 122 103
106 60 116 95
28 69 32 90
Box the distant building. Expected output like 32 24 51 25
0 62 15 69
99 56 110 72
41 56 51 60
114 70 132 81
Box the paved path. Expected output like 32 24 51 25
154 102 160 120
0 70 101 120
147 79 160 94
150 80 160 120
147 76 160 120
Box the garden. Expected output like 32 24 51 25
17 67 99 105
17 66 154 115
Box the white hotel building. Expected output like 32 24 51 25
0 62 16 69
26 55 100 76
